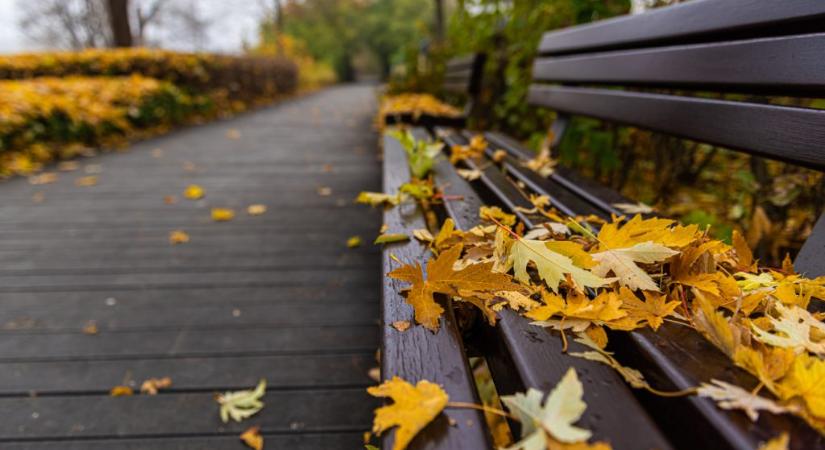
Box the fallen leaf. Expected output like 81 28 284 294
217 379 266 423
612 202 653 214
698 379 792 421
85 164 102 174
151 148 164 158
75 176 98 187
247 204 267 215
32 192 45 203
110 385 134 396
29 172 58 185
317 186 332 196
169 230 189 244
751 303 825 355
480 206 516 227
617 287 679 331
492 149 507 162
212 208 235 222
357 191 403 207
501 368 592 446
322 163 333 173
457 168 482 181
412 229 434 242
510 239 609 292
140 377 172 395
758 432 790 450
375 233 410 245
347 236 362 248
184 184 204 200
240 426 264 450
591 242 678 292
226 128 241 139
82 320 98 335
388 244 522 331
777 353 825 419
164 195 177 204
392 321 411 332
57 161 79 171
368 377 448 450
368 367 380 382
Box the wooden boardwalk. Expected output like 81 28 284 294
0 85 381 449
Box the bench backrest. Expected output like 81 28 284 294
443 53 486 116
527 0 825 276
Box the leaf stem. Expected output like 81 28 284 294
446 401 516 420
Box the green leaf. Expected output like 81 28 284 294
374 233 410 245
217 379 266 423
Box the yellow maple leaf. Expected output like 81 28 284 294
777 353 825 419
183 184 204 200
596 215 699 251
510 239 609 292
528 290 626 327
211 208 235 222
368 377 448 450
110 385 134 396
545 241 596 269
388 244 522 331
247 204 267 215
591 242 678 292
733 346 794 392
240 426 264 450
480 206 516 227
751 303 825 355
617 287 679 331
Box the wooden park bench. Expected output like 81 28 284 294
382 53 486 129
378 1 825 449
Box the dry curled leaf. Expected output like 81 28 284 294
368 377 448 450
240 426 264 450
247 204 267 215
211 208 235 222
183 184 204 200
375 233 410 245
698 379 792 421
217 379 266 423
169 230 189 244
29 172 58 185
140 377 172 395
82 320 98 335
110 385 134 397
392 320 411 332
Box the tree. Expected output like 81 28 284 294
106 0 134 47
17 0 113 49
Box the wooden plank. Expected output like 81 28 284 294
0 389 373 440
380 130 491 449
1 302 377 331
0 353 374 395
2 433 365 450
528 85 825 170
433 138 673 450
538 0 825 55
534 33 825 95
0 326 377 361
795 212 825 279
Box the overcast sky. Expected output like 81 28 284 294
0 0 267 54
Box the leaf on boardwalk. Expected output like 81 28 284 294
110 385 134 396
211 208 235 222
240 426 264 450
29 172 58 185
368 377 448 450
169 230 189 244
140 377 172 395
217 379 266 423
247 204 267 215
317 186 332 196
75 175 98 187
82 320 98 335
226 128 241 139
347 236 362 248
183 184 204 200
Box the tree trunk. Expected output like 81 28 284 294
106 0 133 47
434 0 445 42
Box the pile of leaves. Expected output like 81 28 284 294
0 75 203 178
363 131 825 449
377 93 462 128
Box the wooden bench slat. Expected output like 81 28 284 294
527 85 825 170
432 134 673 450
538 0 825 55
380 131 491 450
795 212 825 279
534 32 825 95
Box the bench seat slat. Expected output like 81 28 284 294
538 0 825 55
795 212 825 279
527 85 825 171
432 134 673 450
381 132 491 449
534 33 825 95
